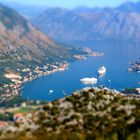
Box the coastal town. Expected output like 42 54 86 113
2 62 69 97
1 48 104 98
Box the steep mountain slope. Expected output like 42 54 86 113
32 1 140 42
0 4 85 88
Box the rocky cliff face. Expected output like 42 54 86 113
0 4 68 55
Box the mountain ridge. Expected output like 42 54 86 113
31 1 140 42
117 1 140 13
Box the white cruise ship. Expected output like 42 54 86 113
98 66 106 77
80 77 98 85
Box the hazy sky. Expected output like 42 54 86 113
0 0 139 8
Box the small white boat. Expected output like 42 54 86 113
49 90 53 94
98 66 106 77
80 77 98 85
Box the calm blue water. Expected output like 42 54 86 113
22 41 140 101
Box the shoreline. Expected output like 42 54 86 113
2 48 140 103
19 51 104 95
1 49 104 103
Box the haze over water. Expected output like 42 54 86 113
22 41 140 101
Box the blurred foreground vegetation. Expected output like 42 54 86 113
0 88 140 140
